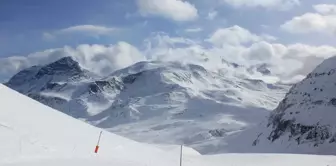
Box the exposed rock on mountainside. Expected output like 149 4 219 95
254 56 336 154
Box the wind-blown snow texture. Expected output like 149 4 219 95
253 56 336 155
1 84 336 166
5 57 290 154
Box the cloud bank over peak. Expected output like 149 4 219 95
0 42 145 79
1 25 336 84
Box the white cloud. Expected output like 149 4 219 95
44 25 119 39
261 34 277 41
241 42 336 79
221 0 300 10
278 44 336 80
2 26 336 84
143 32 199 60
143 30 336 83
42 32 55 41
261 24 270 29
314 4 336 15
59 25 118 35
0 42 145 79
136 0 198 21
207 10 218 20
185 27 203 33
281 13 336 34
207 26 270 46
281 4 336 35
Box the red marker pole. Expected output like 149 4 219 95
94 131 103 153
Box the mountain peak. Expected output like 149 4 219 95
6 56 93 92
35 56 82 78
43 57 81 71
53 56 78 66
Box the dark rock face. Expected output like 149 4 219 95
122 72 143 84
6 57 99 93
35 57 82 79
256 64 271 75
267 114 332 146
6 57 90 90
329 98 336 106
209 129 228 137
265 96 335 147
95 78 124 92
254 56 336 150
6 66 41 87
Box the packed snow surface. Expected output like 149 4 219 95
1 83 336 166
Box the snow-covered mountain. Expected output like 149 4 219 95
0 83 181 160
1 83 335 166
5 56 289 154
253 56 336 155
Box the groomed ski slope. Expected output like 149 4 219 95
1 84 336 166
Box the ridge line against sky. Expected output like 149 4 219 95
1 0 336 83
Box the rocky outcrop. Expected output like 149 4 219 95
254 56 336 151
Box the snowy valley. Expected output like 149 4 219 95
5 56 288 154
1 83 336 166
3 54 336 158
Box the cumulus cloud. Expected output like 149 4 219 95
0 42 145 80
281 4 336 35
2 26 336 84
44 25 120 39
143 28 336 83
221 0 300 10
281 13 336 34
145 32 199 47
242 42 336 81
314 4 336 15
136 0 198 21
142 33 204 63
206 25 274 46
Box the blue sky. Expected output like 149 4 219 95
0 0 332 56
1 0 336 82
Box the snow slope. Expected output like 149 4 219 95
5 154 336 166
1 83 336 166
5 57 289 154
0 83 196 164
253 56 336 155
